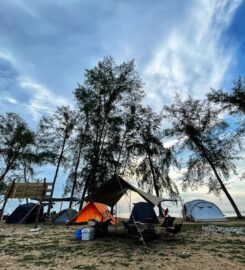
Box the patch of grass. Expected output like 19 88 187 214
224 239 245 245
216 253 224 258
209 248 219 252
232 254 245 262
119 261 130 267
17 254 37 262
191 246 200 251
158 251 167 256
176 253 192 259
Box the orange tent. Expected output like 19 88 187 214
69 202 116 225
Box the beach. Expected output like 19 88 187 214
0 219 244 270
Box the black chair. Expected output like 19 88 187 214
122 221 139 236
93 219 112 237
166 223 184 240
162 216 175 229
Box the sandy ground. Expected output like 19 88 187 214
0 221 244 270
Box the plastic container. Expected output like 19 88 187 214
75 228 82 240
81 228 95 240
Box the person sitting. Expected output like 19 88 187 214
162 208 169 218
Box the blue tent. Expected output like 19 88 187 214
53 208 78 224
129 202 159 224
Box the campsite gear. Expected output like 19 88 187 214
75 228 95 240
81 228 95 240
166 223 184 240
125 202 159 240
85 175 177 208
6 203 43 224
75 228 82 240
129 202 159 224
162 216 175 229
182 200 227 222
53 208 78 224
84 175 178 251
123 220 157 240
123 221 138 236
69 202 115 225
93 219 112 237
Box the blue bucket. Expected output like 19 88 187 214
75 228 82 240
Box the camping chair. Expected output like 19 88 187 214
93 219 112 237
162 216 175 229
166 223 184 241
122 221 139 237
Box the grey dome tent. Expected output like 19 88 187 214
182 200 227 222
52 208 78 224
129 202 159 224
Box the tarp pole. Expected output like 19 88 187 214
114 175 149 251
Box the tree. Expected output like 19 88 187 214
163 96 243 218
208 77 245 133
132 107 179 215
65 112 90 208
0 113 35 186
74 56 144 208
38 106 76 213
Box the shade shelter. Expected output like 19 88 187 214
85 175 176 207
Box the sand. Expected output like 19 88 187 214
0 221 244 270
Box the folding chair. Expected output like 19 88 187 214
162 216 175 229
92 219 112 237
166 223 184 241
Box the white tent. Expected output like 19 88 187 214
182 199 227 222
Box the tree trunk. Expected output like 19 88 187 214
205 155 242 218
191 133 242 218
69 143 83 208
79 178 88 211
0 158 15 184
47 135 67 215
147 153 162 216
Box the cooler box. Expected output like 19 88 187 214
81 228 95 240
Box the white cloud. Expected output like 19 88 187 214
144 0 242 111
20 79 69 120
0 97 18 104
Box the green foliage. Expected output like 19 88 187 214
208 77 245 114
208 77 245 135
0 113 36 183
74 56 144 195
131 106 179 199
163 96 242 217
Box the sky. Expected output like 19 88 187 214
0 0 245 216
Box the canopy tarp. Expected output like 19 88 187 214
31 197 81 202
85 175 176 207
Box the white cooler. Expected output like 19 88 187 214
81 228 95 240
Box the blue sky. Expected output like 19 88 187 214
0 0 245 215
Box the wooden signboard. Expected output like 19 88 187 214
3 182 52 199
0 180 52 221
